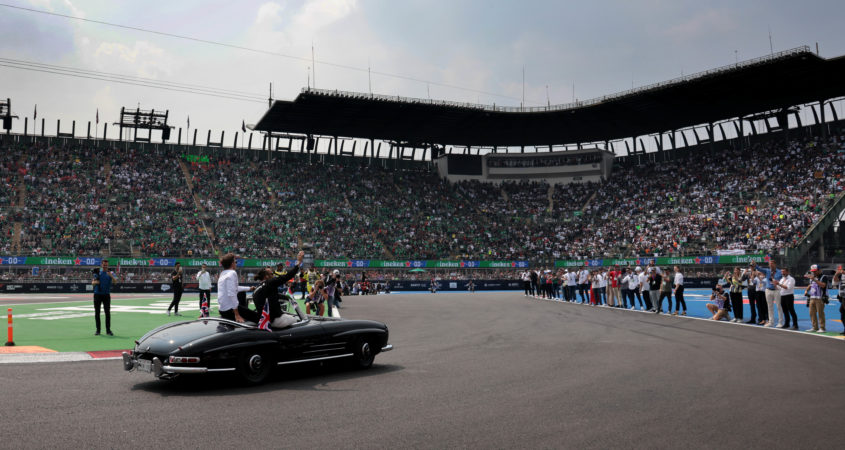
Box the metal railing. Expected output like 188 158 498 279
303 46 813 113
784 189 845 266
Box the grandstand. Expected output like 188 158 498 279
1 47 845 278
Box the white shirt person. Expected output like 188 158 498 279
216 254 254 323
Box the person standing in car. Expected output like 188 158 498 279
217 253 256 323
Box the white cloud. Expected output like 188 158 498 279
664 9 737 41
61 0 85 18
255 2 284 26
93 41 176 79
291 0 357 31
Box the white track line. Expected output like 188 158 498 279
0 352 129 364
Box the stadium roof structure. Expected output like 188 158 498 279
254 46 845 148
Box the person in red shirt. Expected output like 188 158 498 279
607 265 621 308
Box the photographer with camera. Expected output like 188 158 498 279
706 284 731 321
803 265 827 333
833 266 845 336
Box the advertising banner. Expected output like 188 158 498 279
0 256 531 269
554 255 767 268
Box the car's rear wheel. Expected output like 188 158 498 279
352 338 375 369
238 350 272 385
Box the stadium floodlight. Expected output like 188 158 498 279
0 98 18 131
113 106 172 142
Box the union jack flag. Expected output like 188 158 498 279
258 300 271 331
200 294 209 318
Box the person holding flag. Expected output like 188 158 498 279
251 251 304 328
200 297 210 318
195 263 212 313
257 301 271 331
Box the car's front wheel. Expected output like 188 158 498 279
238 350 272 385
352 338 375 369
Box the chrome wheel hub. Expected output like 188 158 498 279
248 354 263 371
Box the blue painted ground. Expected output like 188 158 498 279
391 288 845 335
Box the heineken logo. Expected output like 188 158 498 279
322 261 347 268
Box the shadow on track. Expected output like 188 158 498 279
128 360 404 397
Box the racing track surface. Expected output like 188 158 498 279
1 292 844 449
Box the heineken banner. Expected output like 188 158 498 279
0 254 768 268
0 256 530 269
553 254 768 268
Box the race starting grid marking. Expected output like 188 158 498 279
0 352 126 364
11 298 338 321
0 295 340 364
13 301 179 320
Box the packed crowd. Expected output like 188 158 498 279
519 261 845 335
0 135 841 260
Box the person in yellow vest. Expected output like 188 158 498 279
305 267 318 296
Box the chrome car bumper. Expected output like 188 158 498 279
381 344 394 352
122 352 234 377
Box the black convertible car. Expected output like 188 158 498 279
122 302 392 385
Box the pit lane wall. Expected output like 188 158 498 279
0 278 724 293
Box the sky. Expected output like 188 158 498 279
1 0 844 149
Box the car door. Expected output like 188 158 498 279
273 321 331 363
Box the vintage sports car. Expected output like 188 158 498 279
122 302 392 385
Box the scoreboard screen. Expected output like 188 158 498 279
446 155 482 175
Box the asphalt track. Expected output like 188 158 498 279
1 291 843 449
